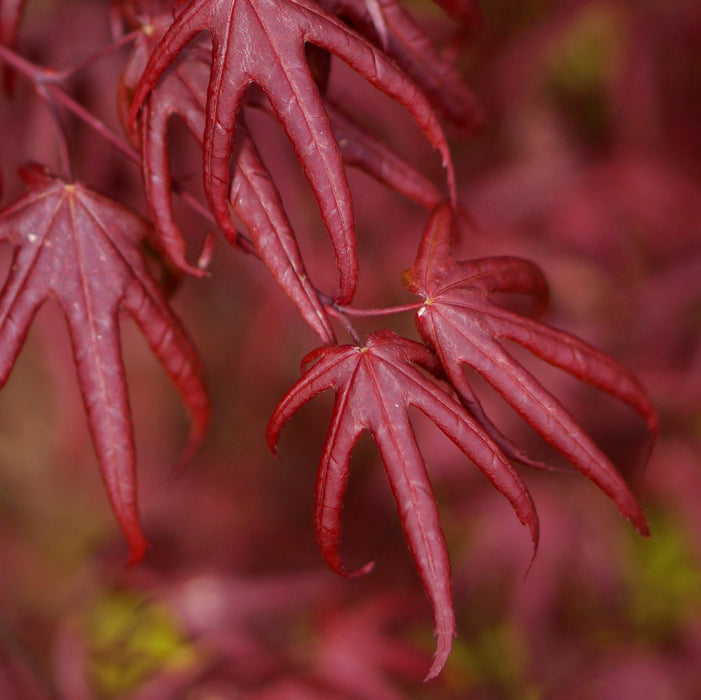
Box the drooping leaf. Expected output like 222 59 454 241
267 329 538 680
404 203 658 535
127 0 456 304
119 16 445 342
120 20 336 344
0 166 210 562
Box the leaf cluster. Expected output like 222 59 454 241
0 0 656 679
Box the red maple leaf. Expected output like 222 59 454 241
267 328 538 680
127 0 455 304
0 166 210 563
404 203 658 535
120 20 335 343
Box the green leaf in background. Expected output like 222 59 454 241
86 590 198 697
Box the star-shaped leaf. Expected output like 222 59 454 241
404 204 658 535
128 0 455 304
0 166 210 562
267 329 538 680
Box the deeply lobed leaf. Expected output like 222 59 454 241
404 204 658 535
120 19 336 343
127 0 456 304
0 166 210 563
267 329 538 680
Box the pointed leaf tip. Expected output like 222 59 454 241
424 626 455 681
126 532 149 566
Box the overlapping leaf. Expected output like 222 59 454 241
318 0 484 130
0 166 210 562
247 90 444 210
127 0 455 304
267 329 538 680
404 204 658 535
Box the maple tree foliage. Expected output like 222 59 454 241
0 166 209 563
117 12 443 342
0 0 662 687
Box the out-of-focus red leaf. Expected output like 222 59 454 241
0 166 210 563
0 0 24 48
430 0 482 28
127 0 456 304
267 328 538 680
0 0 26 92
313 596 430 698
319 0 484 131
404 203 657 535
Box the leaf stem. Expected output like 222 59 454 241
45 83 139 164
36 83 73 180
326 305 362 345
336 302 423 317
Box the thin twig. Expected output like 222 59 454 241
49 29 141 82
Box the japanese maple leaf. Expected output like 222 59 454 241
120 21 335 343
127 0 455 304
267 329 538 680
404 204 658 535
0 166 210 563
